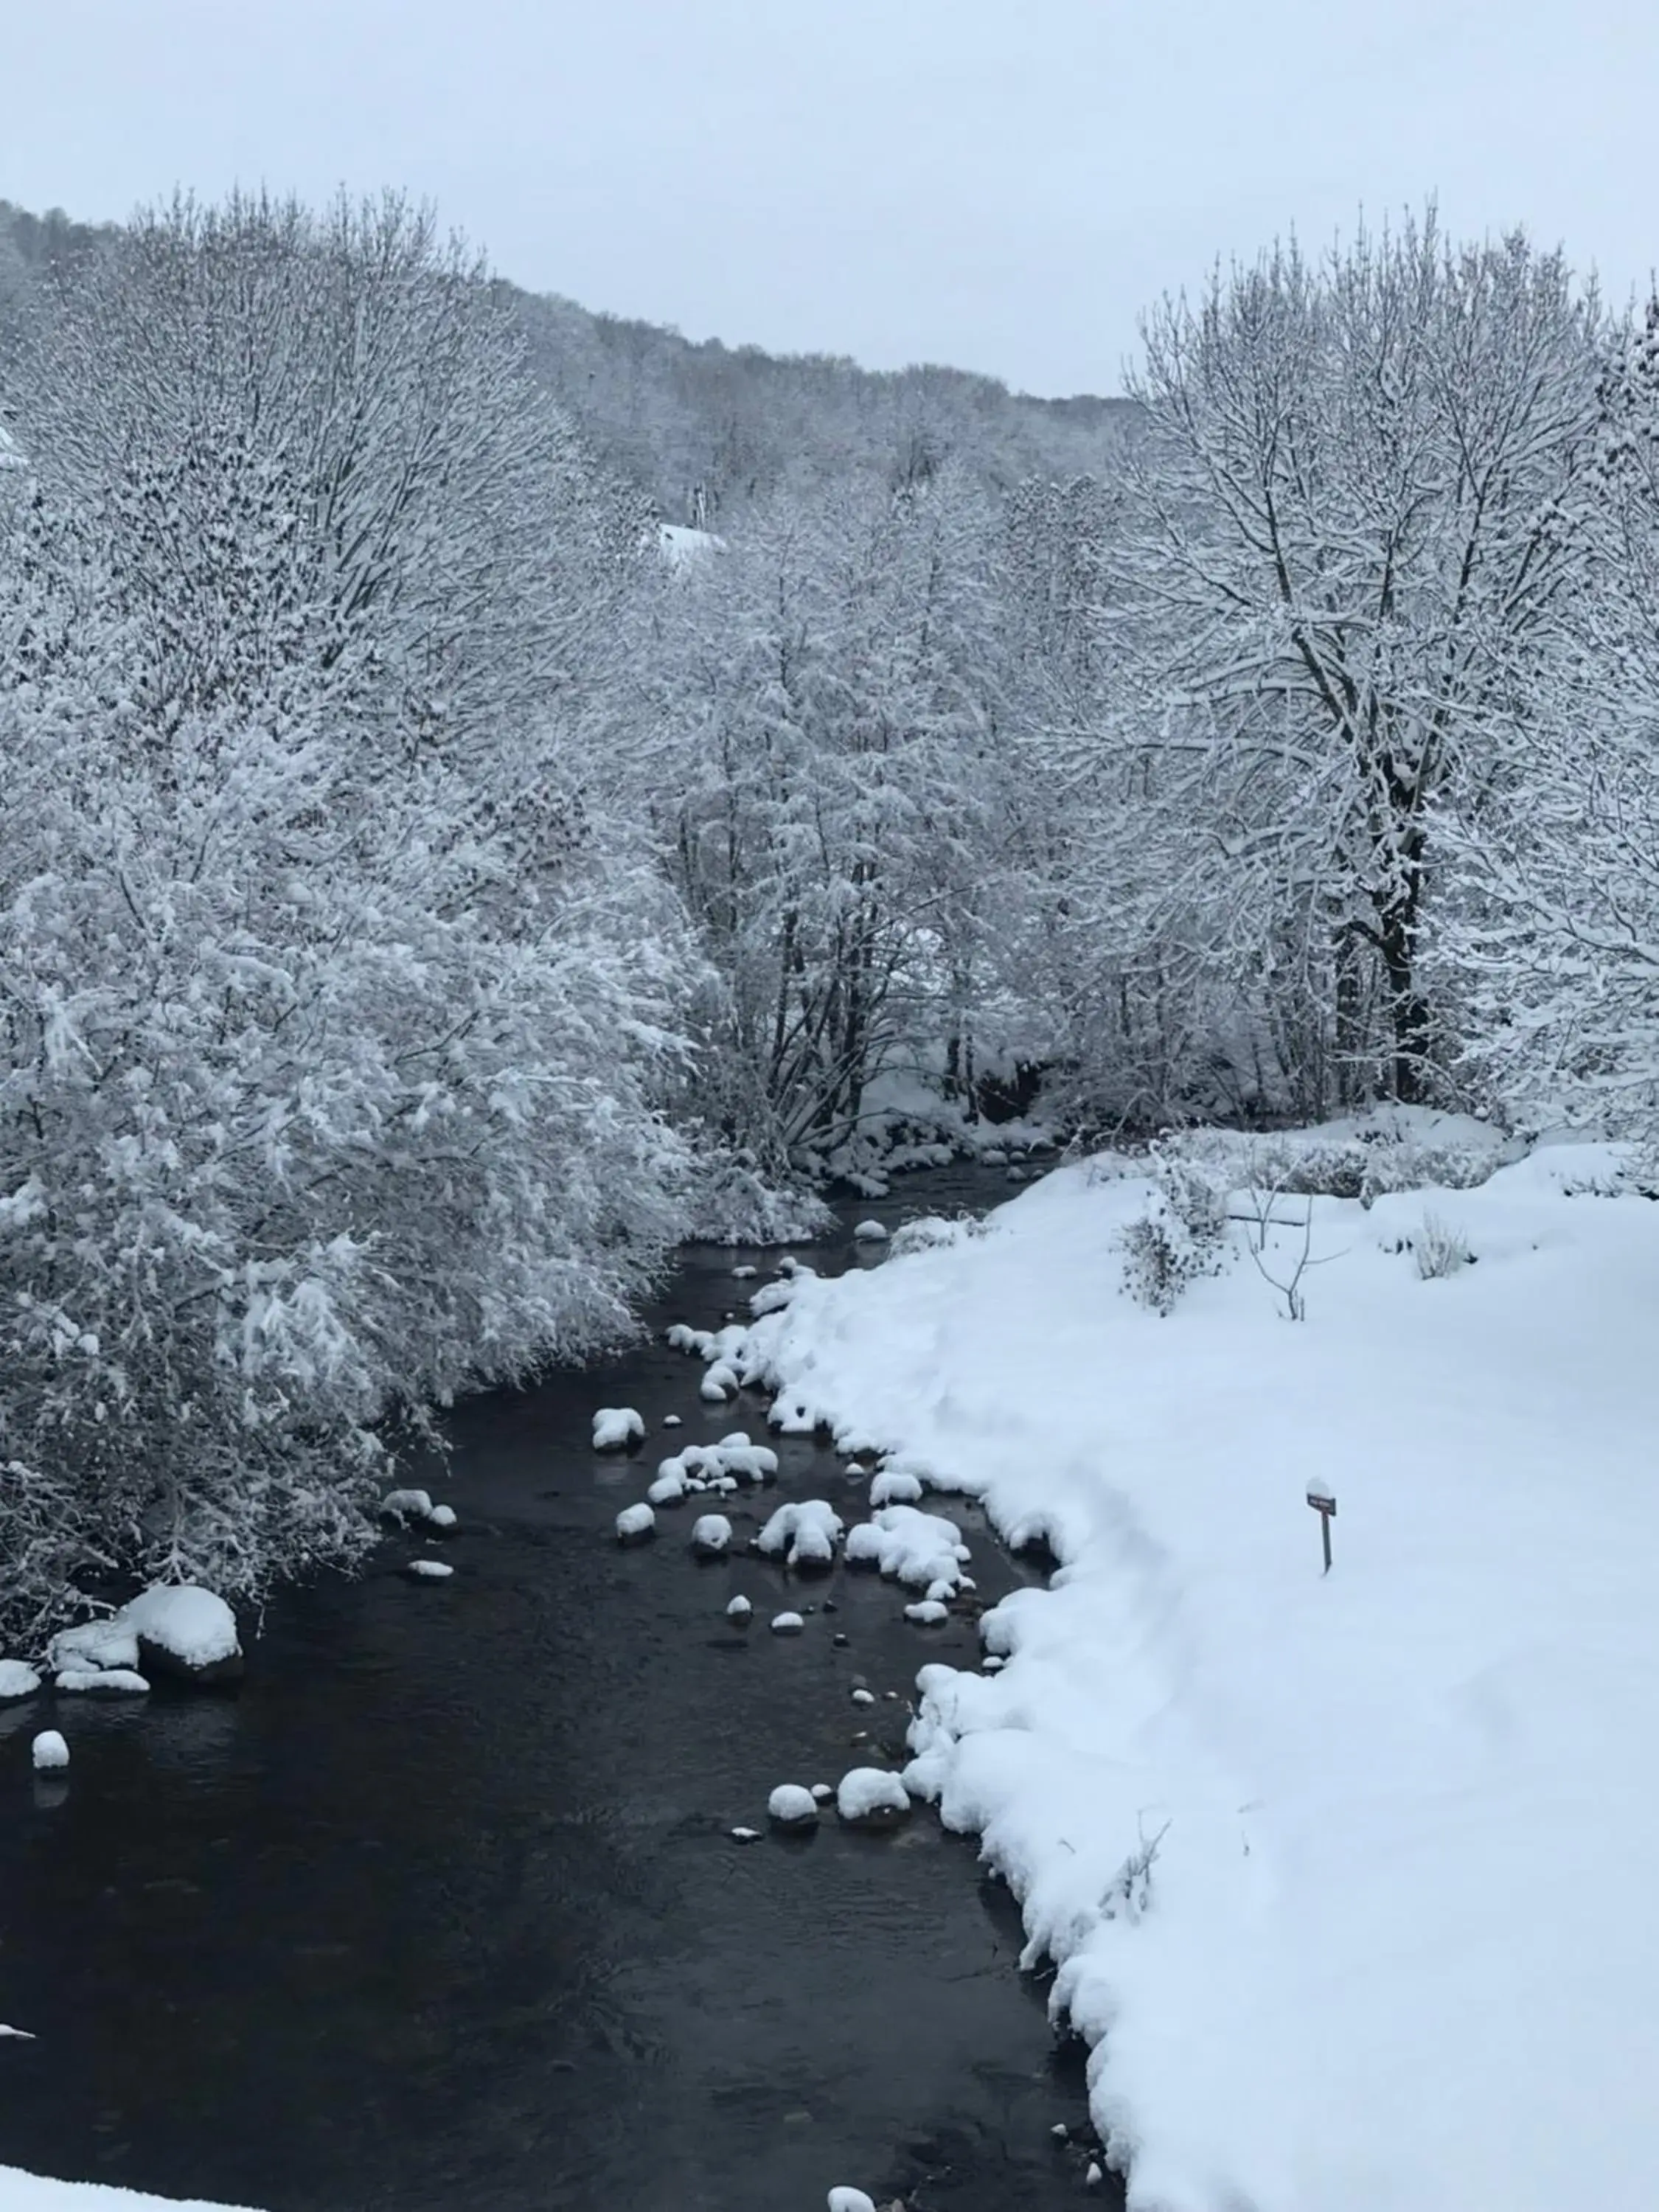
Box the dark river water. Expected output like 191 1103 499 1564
0 1166 1119 2212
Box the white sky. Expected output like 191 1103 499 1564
4 0 1654 397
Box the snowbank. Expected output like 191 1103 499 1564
0 1660 41 1700
748 1144 1659 2212
0 2174 259 2211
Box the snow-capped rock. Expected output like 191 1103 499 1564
726 1595 753 1623
404 1559 453 1581
904 1599 950 1625
663 1413 683 1428
700 1360 740 1402
767 1784 819 1829
428 1503 459 1532
690 1514 734 1558
48 1618 139 1674
869 1470 923 1507
31 1731 69 1772
0 1660 41 1700
647 1468 689 1506
757 1498 844 1571
851 1687 876 1706
835 1767 911 1829
614 1503 656 1545
852 1220 889 1243
729 1826 762 1843
118 1585 243 1685
380 1486 435 1523
591 1406 645 1451
769 1611 805 1635
811 1782 835 1804
846 1503 969 1593
731 1264 758 1279
827 2190 877 2212
55 1668 150 1695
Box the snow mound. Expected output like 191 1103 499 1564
835 1767 911 1828
0 1660 41 1700
380 1486 434 1522
591 1406 644 1450
700 1360 740 1402
650 1439 777 1501
767 1388 824 1434
49 1619 139 1674
852 1220 890 1243
869 1470 923 1506
904 1599 950 1625
845 1503 968 1592
119 1585 240 1673
690 1514 733 1557
768 1783 819 1828
665 1323 712 1355
55 1668 150 1695
613 1503 655 1544
31 1732 69 1772
757 1499 844 1571
732 1264 758 1279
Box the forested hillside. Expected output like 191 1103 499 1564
2 189 1657 1624
1 198 1135 522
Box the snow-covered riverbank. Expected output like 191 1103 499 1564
747 1130 1659 2212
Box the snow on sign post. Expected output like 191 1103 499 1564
1306 1481 1336 1573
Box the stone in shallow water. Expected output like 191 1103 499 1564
614 1503 655 1545
835 1767 911 1830
767 1784 818 1830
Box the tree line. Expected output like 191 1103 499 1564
0 192 1653 1626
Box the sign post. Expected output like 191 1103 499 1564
1306 1483 1336 1573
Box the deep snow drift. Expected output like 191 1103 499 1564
747 1127 1659 2212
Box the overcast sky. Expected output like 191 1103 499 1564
5 0 1654 396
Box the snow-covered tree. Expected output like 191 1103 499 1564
639 465 1022 1164
1071 213 1600 1110
1441 296 1659 1130
0 196 698 1635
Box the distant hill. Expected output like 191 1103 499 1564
1 198 1133 519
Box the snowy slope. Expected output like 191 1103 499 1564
750 1148 1659 2212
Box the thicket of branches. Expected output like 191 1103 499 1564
3 193 1657 1627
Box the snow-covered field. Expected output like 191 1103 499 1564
748 1129 1659 2212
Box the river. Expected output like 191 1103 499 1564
0 1166 1119 2211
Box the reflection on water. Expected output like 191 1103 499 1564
0 1167 1116 2211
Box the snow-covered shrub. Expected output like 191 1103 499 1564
1118 1145 1231 1315
1413 1212 1475 1279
